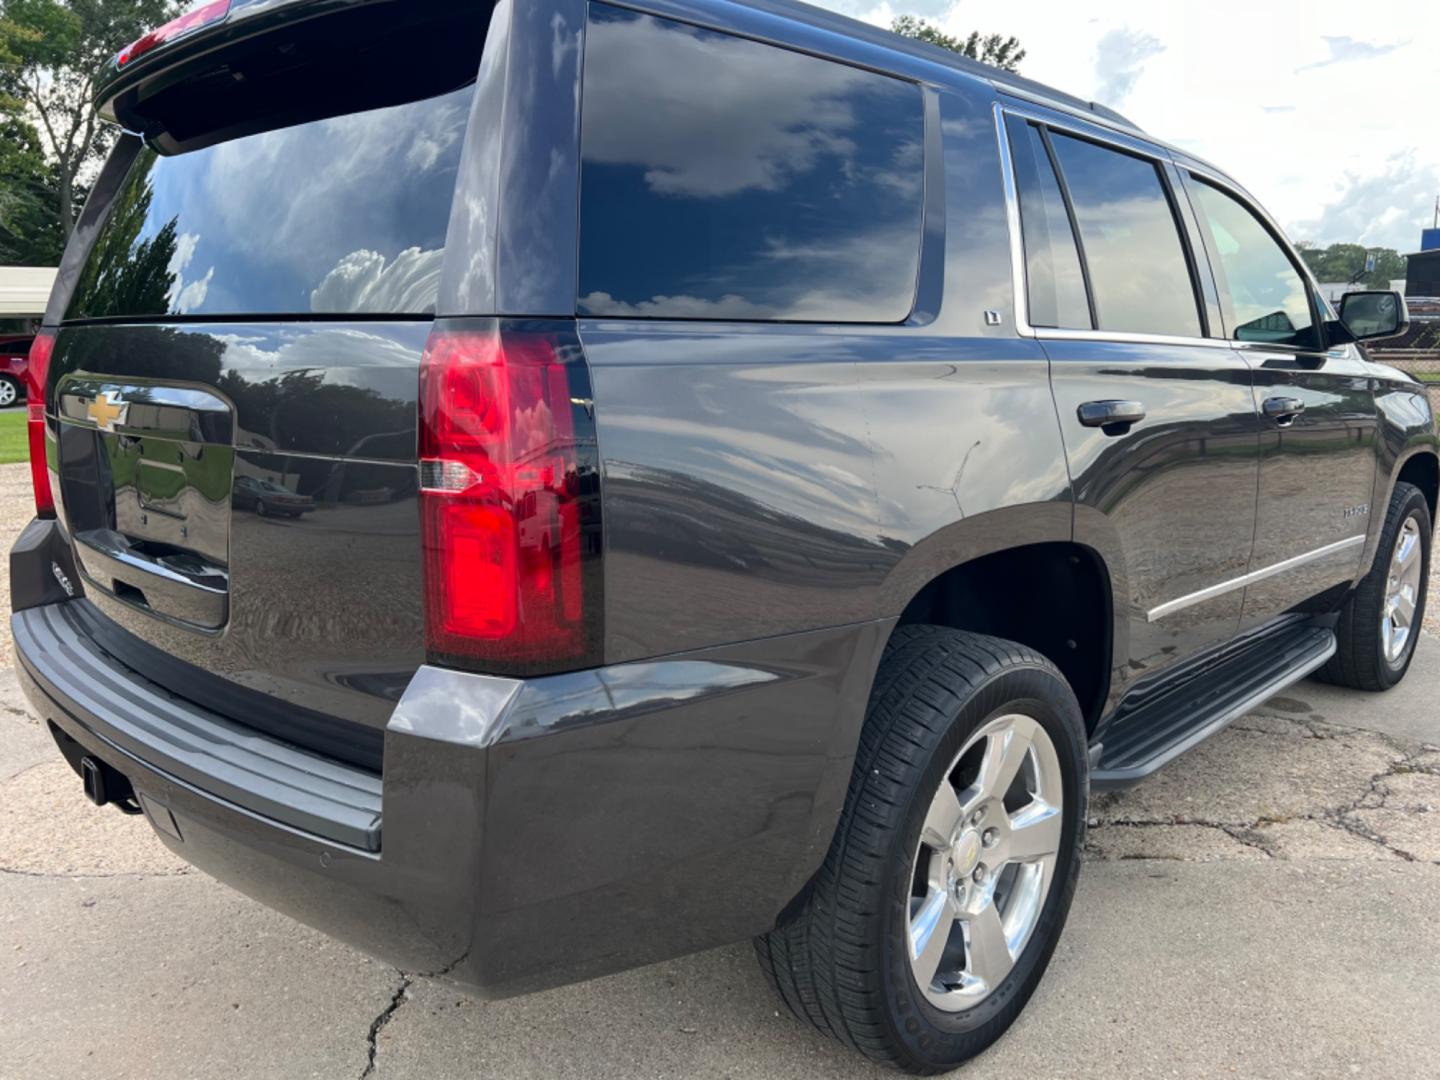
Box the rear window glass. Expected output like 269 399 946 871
577 3 924 323
66 86 473 320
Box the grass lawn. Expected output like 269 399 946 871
0 409 27 465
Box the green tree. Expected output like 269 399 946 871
0 0 174 245
66 150 177 317
0 113 67 263
890 15 1026 72
1296 242 1408 289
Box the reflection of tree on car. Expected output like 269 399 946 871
231 475 314 518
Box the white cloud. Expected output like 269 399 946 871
1298 34 1407 71
164 230 214 315
812 0 1440 252
308 247 444 313
1093 29 1164 106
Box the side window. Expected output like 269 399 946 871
1189 180 1318 349
577 3 925 322
1047 133 1202 338
1005 117 1090 330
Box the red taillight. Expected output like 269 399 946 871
419 323 598 673
117 0 230 67
24 331 55 518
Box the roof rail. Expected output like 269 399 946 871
759 0 1145 133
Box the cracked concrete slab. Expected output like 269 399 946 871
1292 634 1440 743
0 760 190 877
0 872 399 1079
0 668 53 785
1089 715 1409 831
363 862 1440 1080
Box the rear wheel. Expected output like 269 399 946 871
756 627 1088 1073
0 375 19 408
1318 481 1431 691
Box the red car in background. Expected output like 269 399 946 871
0 335 33 409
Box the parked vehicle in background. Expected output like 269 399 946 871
8 0 1434 1073
0 336 33 408
231 475 314 517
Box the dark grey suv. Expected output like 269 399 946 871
11 0 1434 1071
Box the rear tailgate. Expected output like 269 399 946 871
42 4 487 769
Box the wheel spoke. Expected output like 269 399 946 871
909 889 957 988
1395 529 1419 573
921 781 964 849
1005 801 1063 861
977 717 1036 801
964 900 1013 988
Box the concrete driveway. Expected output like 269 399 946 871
3 460 1439 1078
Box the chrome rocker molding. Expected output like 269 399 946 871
1146 535 1365 623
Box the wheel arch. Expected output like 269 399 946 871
1395 449 1438 520
874 506 1120 734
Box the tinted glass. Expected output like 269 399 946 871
1049 134 1201 338
67 86 473 320
578 4 924 322
1190 180 1317 348
1006 118 1090 329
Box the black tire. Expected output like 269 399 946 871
0 374 21 409
756 627 1088 1073
1316 481 1431 691
256 500 269 517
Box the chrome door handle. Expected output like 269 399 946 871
1077 400 1146 433
1263 396 1305 425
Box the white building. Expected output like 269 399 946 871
0 266 58 320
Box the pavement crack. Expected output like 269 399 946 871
360 971 413 1079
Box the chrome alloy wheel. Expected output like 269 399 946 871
1383 515 1423 664
907 713 1064 1012
0 379 16 408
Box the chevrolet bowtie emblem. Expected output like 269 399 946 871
86 390 129 433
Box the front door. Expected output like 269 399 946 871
1001 111 1263 698
1183 174 1378 627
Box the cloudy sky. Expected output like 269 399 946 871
813 0 1440 253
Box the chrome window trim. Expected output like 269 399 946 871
1146 534 1366 623
993 101 1226 350
1036 327 1232 349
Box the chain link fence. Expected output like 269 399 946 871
1369 299 1440 413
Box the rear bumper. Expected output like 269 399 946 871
13 591 888 996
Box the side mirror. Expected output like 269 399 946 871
1336 290 1410 343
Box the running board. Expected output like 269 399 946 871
1091 624 1336 790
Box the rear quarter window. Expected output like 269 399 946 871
577 3 925 323
67 85 473 320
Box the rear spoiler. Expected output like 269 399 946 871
94 0 482 154
95 0 360 122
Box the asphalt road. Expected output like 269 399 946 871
2 462 1439 1078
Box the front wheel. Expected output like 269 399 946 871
0 375 20 409
1318 480 1431 691
756 628 1088 1073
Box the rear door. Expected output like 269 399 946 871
1000 108 1264 695
1182 172 1377 626
42 14 485 763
